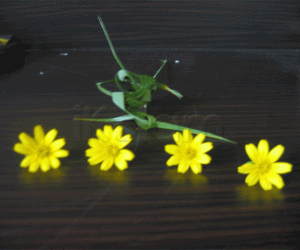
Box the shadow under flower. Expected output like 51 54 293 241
164 169 208 188
236 184 285 204
19 167 67 187
87 164 130 185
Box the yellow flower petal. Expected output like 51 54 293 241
85 148 95 157
268 145 284 164
88 152 107 165
267 172 284 189
259 174 272 190
257 139 269 159
96 128 107 141
191 163 202 174
88 156 104 165
88 138 102 148
40 158 51 172
165 144 179 155
20 156 31 168
86 150 105 160
115 159 128 170
183 129 193 142
237 162 257 174
199 142 213 154
53 149 69 158
19 133 36 148
178 162 189 173
89 158 100 166
166 155 180 166
117 149 135 161
14 143 33 155
197 153 212 164
192 133 205 146
100 158 114 171
173 132 183 145
44 128 58 146
50 157 61 169
119 134 132 148
245 170 259 186
29 163 40 173
34 125 45 143
104 125 114 138
50 138 66 151
271 162 292 174
245 143 258 163
113 125 123 139
20 155 34 167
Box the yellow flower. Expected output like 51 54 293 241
238 139 292 191
86 125 135 171
164 129 213 174
14 125 69 173
0 38 9 46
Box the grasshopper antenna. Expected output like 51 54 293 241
97 16 126 70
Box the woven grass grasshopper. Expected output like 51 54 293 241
76 16 235 144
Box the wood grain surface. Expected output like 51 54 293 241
1 48 299 249
1 0 300 249
1 0 299 49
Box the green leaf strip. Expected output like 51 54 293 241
75 115 134 123
155 121 236 144
76 89 235 143
97 16 126 70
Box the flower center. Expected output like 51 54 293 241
184 147 197 161
107 144 120 157
37 145 51 158
259 162 270 173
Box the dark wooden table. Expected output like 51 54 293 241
1 1 300 249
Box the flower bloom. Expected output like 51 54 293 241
14 125 69 172
164 129 213 174
86 125 135 171
238 139 292 190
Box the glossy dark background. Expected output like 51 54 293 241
1 0 300 248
